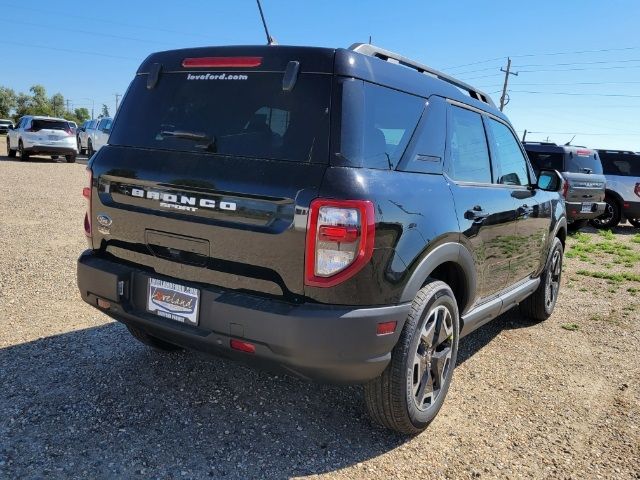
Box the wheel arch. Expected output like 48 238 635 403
605 189 624 208
399 242 476 317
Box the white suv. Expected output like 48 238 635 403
79 117 112 156
7 115 77 162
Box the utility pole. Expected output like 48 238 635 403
66 99 71 114
499 57 518 111
115 93 121 112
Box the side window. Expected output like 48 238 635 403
446 106 491 183
486 119 530 186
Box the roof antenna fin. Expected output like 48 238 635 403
256 0 277 45
564 135 576 146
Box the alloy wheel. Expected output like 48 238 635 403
545 248 562 310
411 305 454 412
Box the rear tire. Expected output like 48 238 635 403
87 139 94 157
126 325 182 352
520 237 563 321
628 218 640 228
590 196 621 229
7 140 16 157
364 280 459 434
65 154 76 163
567 219 588 233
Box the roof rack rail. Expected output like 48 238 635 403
349 43 495 107
523 141 558 146
598 149 637 155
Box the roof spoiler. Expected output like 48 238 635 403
349 43 495 107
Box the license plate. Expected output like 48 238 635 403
48 135 59 140
147 278 199 325
581 203 593 213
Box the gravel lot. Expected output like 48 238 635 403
1 136 639 479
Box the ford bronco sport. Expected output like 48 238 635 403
523 142 606 232
77 44 567 434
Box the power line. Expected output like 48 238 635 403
3 40 139 61
442 45 640 70
515 58 640 68
509 90 640 98
519 64 640 73
477 80 640 88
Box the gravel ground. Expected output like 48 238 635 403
1 137 639 479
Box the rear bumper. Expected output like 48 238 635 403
26 145 77 156
77 251 409 383
565 201 606 221
622 200 640 219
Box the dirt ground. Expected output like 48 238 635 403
1 136 638 479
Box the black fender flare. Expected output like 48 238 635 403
399 242 476 313
604 189 624 208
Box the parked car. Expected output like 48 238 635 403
77 119 97 155
78 117 112 156
77 43 566 434
523 142 606 231
0 119 13 134
6 115 77 162
592 150 640 228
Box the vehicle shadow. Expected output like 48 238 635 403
0 309 537 478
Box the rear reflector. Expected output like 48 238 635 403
376 321 397 336
182 57 262 68
230 339 256 354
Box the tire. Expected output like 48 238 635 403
589 196 621 229
77 137 84 154
628 218 640 228
126 324 182 352
87 139 94 157
51 155 59 160
520 237 563 321
364 280 459 434
7 139 16 158
567 219 588 233
18 141 29 161
65 154 76 163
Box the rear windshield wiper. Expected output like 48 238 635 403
159 130 217 152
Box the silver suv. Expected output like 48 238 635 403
591 150 640 228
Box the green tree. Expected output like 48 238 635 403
0 87 17 118
74 108 90 123
29 85 52 116
99 103 110 118
51 93 65 117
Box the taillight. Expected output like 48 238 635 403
83 168 92 237
182 56 262 68
561 179 569 199
576 149 592 156
305 199 375 287
635 183 640 198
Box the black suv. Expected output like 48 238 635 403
523 142 606 231
77 44 566 434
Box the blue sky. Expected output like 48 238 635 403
3 0 639 150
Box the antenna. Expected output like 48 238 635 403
256 0 277 45
564 135 576 146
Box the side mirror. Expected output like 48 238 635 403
536 169 563 192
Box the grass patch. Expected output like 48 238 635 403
632 234 640 244
576 270 640 283
599 229 615 241
561 323 580 331
565 230 640 266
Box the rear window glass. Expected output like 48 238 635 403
31 119 69 131
565 151 603 174
599 152 640 176
109 72 331 163
447 106 492 183
526 151 564 173
339 80 425 169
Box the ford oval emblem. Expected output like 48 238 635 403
96 214 112 227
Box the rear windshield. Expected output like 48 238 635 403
109 72 331 163
526 151 564 173
599 152 640 176
31 119 69 131
565 151 603 174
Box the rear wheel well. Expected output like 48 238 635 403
556 226 566 249
424 261 468 313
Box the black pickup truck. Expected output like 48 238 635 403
77 44 566 434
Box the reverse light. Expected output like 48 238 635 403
182 56 262 68
83 168 92 237
305 199 375 287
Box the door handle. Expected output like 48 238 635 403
517 204 534 217
464 205 488 222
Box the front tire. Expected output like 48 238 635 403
7 139 16 157
364 280 459 434
126 325 182 352
520 237 563 321
590 196 621 229
87 139 94 157
18 141 29 161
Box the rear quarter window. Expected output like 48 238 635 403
600 153 640 176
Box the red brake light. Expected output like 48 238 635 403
305 199 375 288
83 168 92 237
576 149 592 156
561 179 569 199
182 56 262 68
